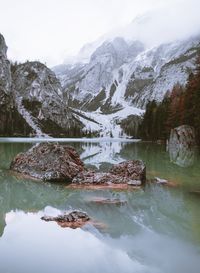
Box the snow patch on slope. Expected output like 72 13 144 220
72 105 144 138
15 95 48 137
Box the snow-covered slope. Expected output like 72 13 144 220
72 105 144 138
53 33 200 137
54 35 200 112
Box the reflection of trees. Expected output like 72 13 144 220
0 142 33 169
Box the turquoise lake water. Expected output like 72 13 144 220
0 139 200 273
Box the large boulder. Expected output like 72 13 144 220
10 143 84 182
168 125 196 167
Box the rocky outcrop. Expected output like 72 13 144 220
0 34 11 96
10 143 85 182
168 125 196 167
12 61 84 137
41 211 90 229
0 33 87 137
72 160 146 186
0 33 32 136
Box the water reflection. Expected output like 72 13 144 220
0 141 200 273
0 208 199 273
0 210 154 273
80 141 126 169
168 143 196 167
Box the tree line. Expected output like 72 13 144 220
139 57 200 144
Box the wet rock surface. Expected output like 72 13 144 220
10 143 84 182
72 160 146 187
72 171 142 185
41 211 90 229
10 143 146 188
109 160 146 184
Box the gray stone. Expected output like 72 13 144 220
109 160 146 184
72 160 146 186
10 143 85 182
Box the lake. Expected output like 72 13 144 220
0 139 200 273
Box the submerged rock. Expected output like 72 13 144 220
10 143 84 182
41 211 90 229
89 197 127 205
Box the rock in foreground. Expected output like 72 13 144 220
10 143 84 182
41 211 90 229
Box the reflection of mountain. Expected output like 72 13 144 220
80 141 132 170
0 172 71 237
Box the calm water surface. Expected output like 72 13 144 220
0 139 200 273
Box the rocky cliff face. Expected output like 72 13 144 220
0 34 32 136
12 61 83 136
0 33 85 137
55 38 144 112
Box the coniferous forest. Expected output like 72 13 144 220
139 56 200 144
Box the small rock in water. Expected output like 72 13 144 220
41 211 90 229
154 177 168 184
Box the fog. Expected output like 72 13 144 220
0 0 200 65
119 0 200 47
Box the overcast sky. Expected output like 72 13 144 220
0 0 200 66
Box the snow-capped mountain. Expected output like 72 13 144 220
54 35 200 110
52 33 200 137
